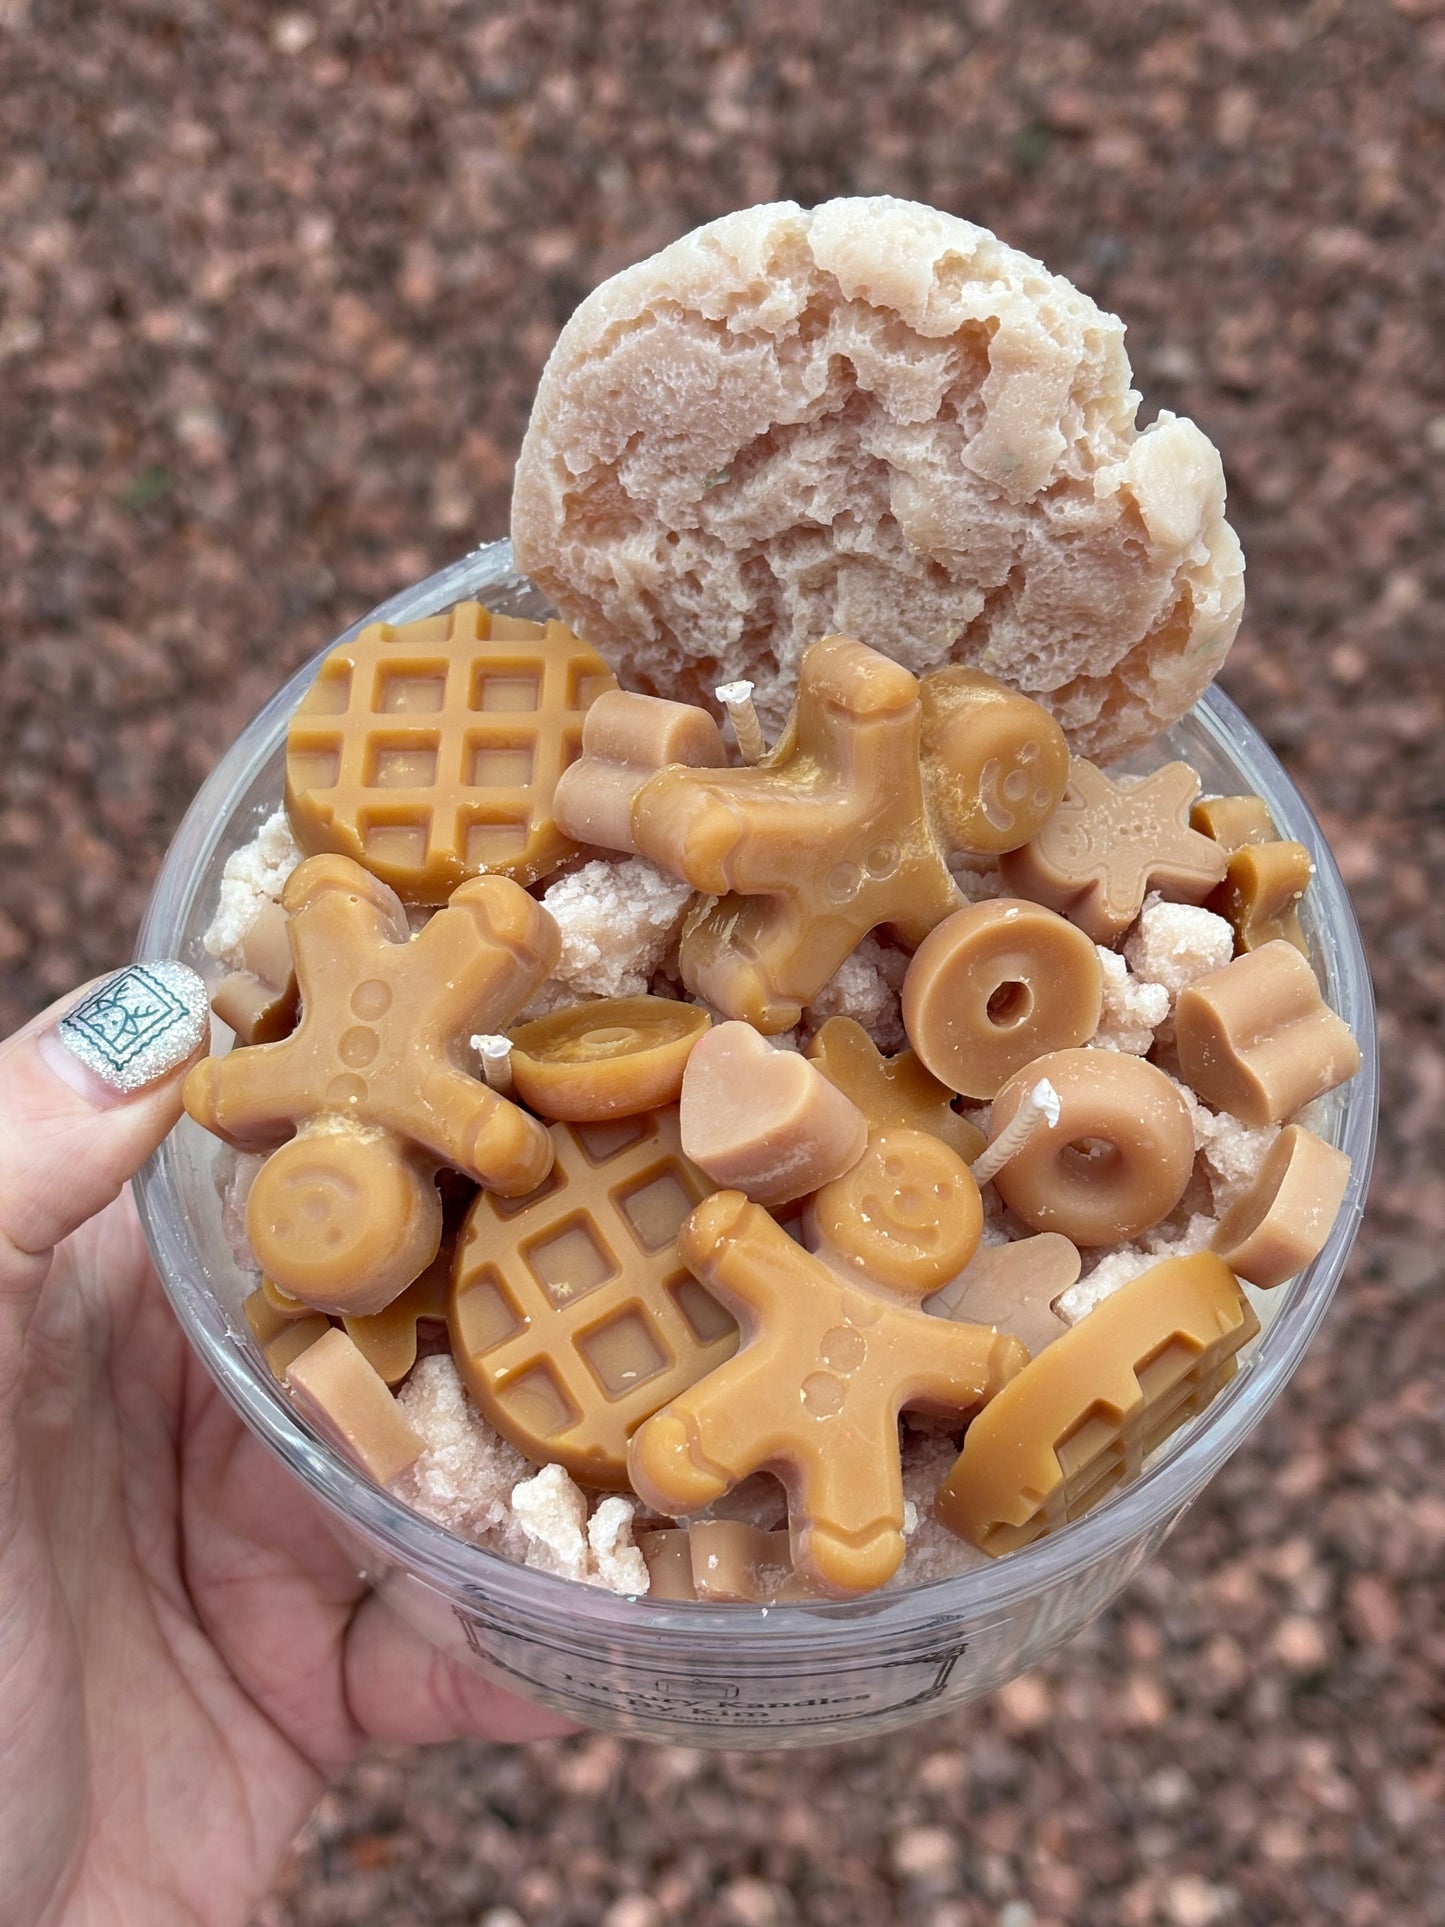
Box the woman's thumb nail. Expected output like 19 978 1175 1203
39 962 210 1106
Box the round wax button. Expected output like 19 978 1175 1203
509 995 712 1121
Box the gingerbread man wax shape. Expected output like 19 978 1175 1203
628 1130 1028 1596
184 854 558 1318
630 637 965 1033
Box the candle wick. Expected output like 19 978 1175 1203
473 1033 515 1098
715 680 768 765
971 1077 1061 1187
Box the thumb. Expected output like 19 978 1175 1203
0 963 210 1315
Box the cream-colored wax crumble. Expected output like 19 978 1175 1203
392 1359 650 1594
1124 895 1235 1003
203 810 302 965
517 857 695 1017
888 1431 991 1586
1093 945 1171 1054
1056 1211 1218 1325
802 932 910 1051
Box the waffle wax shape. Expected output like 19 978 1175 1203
984 1049 1196 1246
1191 794 1312 956
1001 758 1228 944
448 1107 737 1487
1175 940 1361 1127
628 638 1069 1033
679 1021 869 1208
901 900 1103 1101
628 1132 1027 1597
285 599 617 903
183 855 558 1316
936 1253 1259 1556
508 996 711 1122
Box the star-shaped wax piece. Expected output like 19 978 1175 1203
924 1233 1081 1356
629 637 963 1033
628 1130 1026 1597
805 1016 985 1163
1000 758 1228 943
184 853 558 1316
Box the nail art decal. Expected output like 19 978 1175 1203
56 962 208 1093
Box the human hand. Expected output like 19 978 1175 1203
0 965 572 1927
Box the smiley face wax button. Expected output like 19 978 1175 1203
552 688 729 853
901 900 1104 1101
285 599 617 902
935 1252 1259 1556
630 636 964 1033
1000 759 1228 944
917 667 1070 855
985 1049 1196 1246
183 855 558 1316
629 1133 1022 1598
508 996 712 1122
679 1021 868 1209
448 1107 736 1488
1211 1124 1352 1289
1175 940 1362 1127
805 1016 985 1164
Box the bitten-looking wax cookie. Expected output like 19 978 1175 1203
511 197 1244 762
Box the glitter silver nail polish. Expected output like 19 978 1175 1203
55 961 209 1094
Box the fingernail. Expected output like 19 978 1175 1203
43 962 210 1099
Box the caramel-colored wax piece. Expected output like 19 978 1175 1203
638 1523 816 1603
679 1021 868 1209
210 900 299 1045
508 996 711 1122
1175 940 1361 1127
629 1132 1024 1597
286 599 617 902
1000 759 1228 943
448 1107 737 1488
284 1327 426 1485
926 1233 1081 1356
553 688 728 852
936 1252 1259 1556
342 1237 452 1385
901 900 1103 1100
1212 841 1313 956
1212 1123 1351 1288
986 1049 1196 1246
630 636 964 1032
1189 793 1276 850
918 667 1070 855
242 1289 332 1379
805 1016 985 1163
183 854 557 1316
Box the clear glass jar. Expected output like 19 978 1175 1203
132 540 1377 1748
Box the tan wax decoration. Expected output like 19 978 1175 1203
342 1240 451 1385
925 1233 1080 1356
805 1016 985 1163
986 1049 1196 1246
1211 841 1313 956
448 1107 737 1488
917 668 1070 855
183 854 557 1316
1189 794 1278 850
629 1133 1022 1597
637 1524 816 1603
1000 759 1228 944
284 1327 426 1485
629 637 964 1033
901 900 1103 1100
242 1289 332 1379
1175 940 1361 1128
552 688 728 852
1212 1124 1351 1288
285 599 616 903
508 996 711 1122
210 900 299 1045
936 1252 1258 1556
679 1021 869 1208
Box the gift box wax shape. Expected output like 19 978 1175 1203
628 1131 1029 1597
183 854 558 1316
